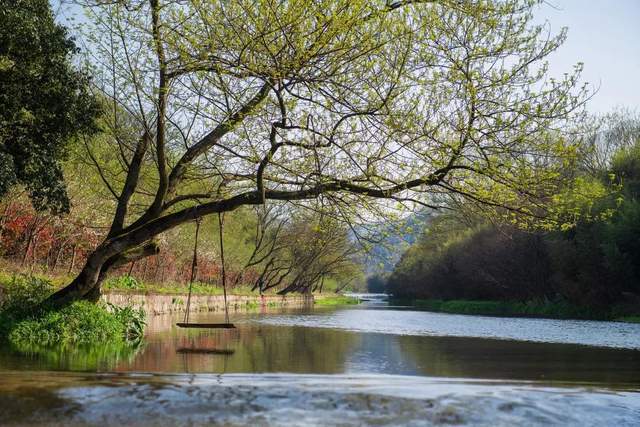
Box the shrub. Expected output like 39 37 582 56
0 274 146 346
104 275 143 290
0 275 54 314
107 303 146 342
8 301 145 346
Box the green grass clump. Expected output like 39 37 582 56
103 275 144 290
314 295 360 306
104 275 258 296
0 274 55 316
615 316 640 323
10 301 121 345
1 274 145 346
400 298 629 320
6 301 145 346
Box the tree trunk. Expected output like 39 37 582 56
48 249 111 305
68 244 77 274
21 229 34 267
28 238 38 274
154 254 162 281
0 201 12 247
46 241 159 307
52 243 65 271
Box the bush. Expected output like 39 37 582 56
0 274 146 346
0 275 54 314
108 303 146 342
104 275 143 290
7 301 145 346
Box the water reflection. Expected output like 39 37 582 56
0 339 143 372
118 321 361 374
1 305 639 387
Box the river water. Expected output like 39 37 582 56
1 296 639 426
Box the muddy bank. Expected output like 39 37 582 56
101 292 313 315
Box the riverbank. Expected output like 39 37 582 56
102 291 314 315
2 300 640 426
0 270 358 313
313 295 359 306
391 298 640 323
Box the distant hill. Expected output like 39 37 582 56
357 210 433 274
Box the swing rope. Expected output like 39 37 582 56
218 212 230 324
177 215 235 329
183 218 201 324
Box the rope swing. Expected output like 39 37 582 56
176 215 235 329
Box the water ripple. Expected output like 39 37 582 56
255 308 640 349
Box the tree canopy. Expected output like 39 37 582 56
47 0 589 304
0 0 99 213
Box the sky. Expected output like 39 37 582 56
536 0 640 113
53 0 640 114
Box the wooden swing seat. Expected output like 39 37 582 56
178 216 235 332
176 322 236 329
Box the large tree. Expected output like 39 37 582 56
0 0 99 213
49 0 588 304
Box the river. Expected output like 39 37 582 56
1 296 639 426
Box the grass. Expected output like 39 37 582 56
102 275 259 296
0 274 146 346
7 301 145 346
314 294 360 306
614 316 640 323
392 298 640 322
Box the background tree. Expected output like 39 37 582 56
386 112 640 312
48 0 587 305
0 0 99 213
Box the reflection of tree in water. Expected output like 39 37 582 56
114 325 360 374
0 340 143 372
396 335 640 384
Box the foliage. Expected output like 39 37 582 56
366 274 387 293
46 0 588 304
0 274 54 315
314 295 360 306
5 301 145 346
0 274 145 346
0 0 99 212
387 113 640 313
0 196 361 295
107 303 146 342
104 275 143 290
402 299 619 320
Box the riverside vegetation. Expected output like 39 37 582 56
382 113 640 322
0 271 356 347
1 0 636 347
0 275 145 347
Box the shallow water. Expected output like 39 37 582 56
259 305 640 349
2 371 640 426
1 299 640 425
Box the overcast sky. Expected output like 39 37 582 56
54 0 640 114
